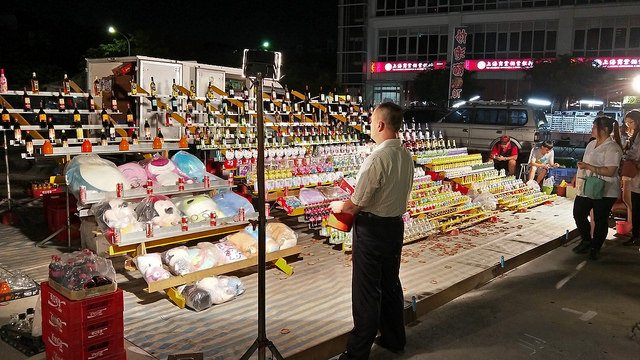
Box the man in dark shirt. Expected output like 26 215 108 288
490 135 518 176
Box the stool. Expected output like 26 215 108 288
518 163 530 181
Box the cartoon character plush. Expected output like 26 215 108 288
103 199 142 234
177 195 222 223
144 155 191 187
152 199 181 227
161 246 193 275
118 162 148 189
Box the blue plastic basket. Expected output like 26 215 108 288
548 167 578 186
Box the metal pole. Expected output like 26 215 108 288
3 130 11 211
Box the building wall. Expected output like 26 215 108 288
337 0 640 105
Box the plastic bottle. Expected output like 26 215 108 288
26 307 35 330
16 313 29 333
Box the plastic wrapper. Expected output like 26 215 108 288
91 198 142 244
48 250 115 291
64 154 128 199
171 151 206 182
241 225 280 253
117 162 148 189
32 294 42 337
298 188 326 205
187 246 217 271
526 179 541 191
226 230 260 255
266 222 298 250
197 241 246 265
4 270 36 291
135 195 182 227
175 194 223 223
473 192 498 211
197 275 245 305
142 154 192 187
161 246 193 276
181 284 213 312
212 191 255 218
317 186 349 201
136 253 171 283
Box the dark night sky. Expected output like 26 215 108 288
0 0 338 89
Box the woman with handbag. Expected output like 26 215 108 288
621 109 640 246
573 116 623 260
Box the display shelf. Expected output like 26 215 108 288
1 90 90 97
17 124 136 131
80 180 229 206
144 245 302 293
35 142 184 157
439 211 496 233
408 195 469 217
108 221 250 256
427 203 482 222
5 108 119 115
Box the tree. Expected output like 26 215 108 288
524 54 607 109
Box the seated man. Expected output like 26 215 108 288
528 140 559 183
490 135 518 176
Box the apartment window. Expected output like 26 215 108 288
631 27 640 48
615 28 627 48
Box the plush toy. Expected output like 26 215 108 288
161 246 193 275
144 155 191 187
103 199 142 235
152 199 181 227
135 253 171 284
118 162 148 189
171 151 206 182
177 195 222 223
187 247 217 271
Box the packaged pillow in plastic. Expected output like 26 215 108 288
197 241 246 265
64 154 128 200
197 275 245 305
187 246 217 271
135 253 171 284
226 230 259 256
118 162 148 189
212 191 255 218
135 195 181 227
181 284 213 312
91 198 142 244
171 151 206 182
175 194 223 223
142 154 192 187
266 222 298 250
240 225 279 253
298 188 326 205
161 246 193 276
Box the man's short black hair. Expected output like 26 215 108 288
541 140 554 150
376 102 403 132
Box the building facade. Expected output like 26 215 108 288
337 0 640 106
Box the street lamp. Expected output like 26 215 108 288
108 26 131 56
262 41 270 49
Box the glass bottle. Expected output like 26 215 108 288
126 103 134 128
25 131 33 156
0 68 7 93
62 73 71 95
31 72 39 94
101 108 109 128
57 91 65 112
171 78 179 97
1 103 10 129
144 119 151 140
108 121 116 141
87 93 96 112
60 130 68 147
93 76 100 96
150 94 158 111
13 121 21 143
130 78 138 95
100 128 108 146
110 91 118 111
47 118 55 141
23 88 31 111
189 80 196 97
72 104 81 127
149 76 157 96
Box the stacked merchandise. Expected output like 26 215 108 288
0 270 42 356
42 250 125 359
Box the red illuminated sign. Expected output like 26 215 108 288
590 57 640 69
369 61 447 73
465 58 535 71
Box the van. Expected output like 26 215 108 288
429 101 550 153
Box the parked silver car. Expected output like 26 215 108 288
429 101 550 153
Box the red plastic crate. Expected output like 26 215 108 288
43 193 80 242
43 328 125 360
42 307 124 344
40 282 124 325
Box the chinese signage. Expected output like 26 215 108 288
369 61 447 73
464 58 535 71
449 27 467 100
590 57 640 69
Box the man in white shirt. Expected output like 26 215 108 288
527 140 559 183
331 102 414 359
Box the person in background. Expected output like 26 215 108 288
573 116 623 260
330 102 414 359
527 140 560 184
490 135 518 176
621 109 640 246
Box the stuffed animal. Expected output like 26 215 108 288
152 199 181 227
161 246 193 275
118 162 148 189
177 195 222 223
144 155 191 187
103 199 142 235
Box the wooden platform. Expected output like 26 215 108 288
0 198 577 360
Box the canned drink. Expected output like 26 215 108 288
112 228 121 244
228 173 234 187
209 211 217 227
283 186 289 196
178 177 185 191
239 207 245 221
146 179 153 194
79 185 87 204
116 183 124 198
145 223 153 238
265 203 270 217
181 216 189 231
204 175 210 188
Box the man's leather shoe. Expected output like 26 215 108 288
623 237 640 246
374 336 404 354
573 241 591 254
589 248 599 260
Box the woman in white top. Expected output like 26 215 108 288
572 116 623 260
621 109 640 246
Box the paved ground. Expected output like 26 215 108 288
361 232 640 360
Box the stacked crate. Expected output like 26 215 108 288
40 282 125 360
